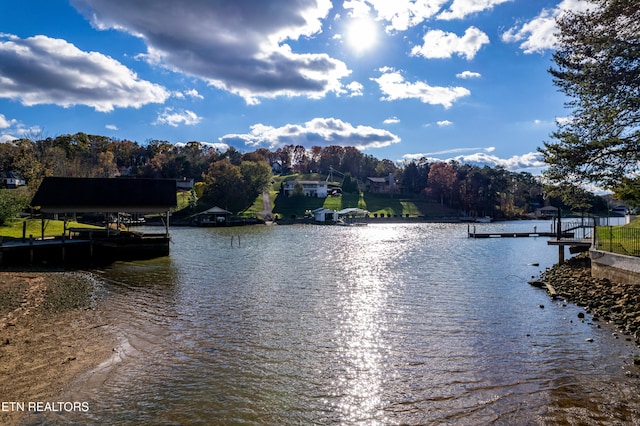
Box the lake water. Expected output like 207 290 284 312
42 221 640 424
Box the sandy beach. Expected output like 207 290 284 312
0 271 117 426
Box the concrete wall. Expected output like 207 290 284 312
590 249 640 284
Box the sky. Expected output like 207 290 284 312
0 0 593 172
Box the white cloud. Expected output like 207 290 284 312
0 113 14 129
344 0 448 32
412 27 489 60
403 148 544 171
343 0 511 31
556 116 573 126
437 120 453 127
403 146 494 159
154 108 202 127
105 124 118 130
73 0 351 104
384 116 400 124
438 0 513 21
502 0 595 53
371 69 470 109
0 34 170 112
174 89 204 100
220 117 401 150
457 70 481 79
345 81 364 97
175 141 230 152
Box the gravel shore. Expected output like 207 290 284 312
0 270 117 425
539 255 640 345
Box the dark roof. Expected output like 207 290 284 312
31 177 177 213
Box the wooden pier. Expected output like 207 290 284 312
0 230 170 268
467 225 574 239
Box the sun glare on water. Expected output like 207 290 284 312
346 17 378 53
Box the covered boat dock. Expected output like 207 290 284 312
1 177 177 267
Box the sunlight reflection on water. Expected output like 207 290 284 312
42 222 640 425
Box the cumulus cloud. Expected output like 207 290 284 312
175 141 230 152
453 151 544 170
403 148 544 171
220 117 401 150
0 113 14 129
0 34 170 112
437 120 453 127
502 0 595 53
0 116 42 143
105 124 118 130
371 69 470 109
384 116 400 124
344 0 512 31
72 0 351 104
457 70 481 79
411 27 489 60
344 0 447 32
174 89 204 100
154 108 202 127
345 81 364 97
438 0 513 21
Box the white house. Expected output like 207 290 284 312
283 180 328 198
4 172 25 189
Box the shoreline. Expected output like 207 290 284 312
0 270 118 426
539 255 640 346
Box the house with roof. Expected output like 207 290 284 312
190 206 232 226
282 180 328 198
3 172 26 189
365 173 396 194
312 207 335 222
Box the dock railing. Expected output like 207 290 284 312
552 217 596 241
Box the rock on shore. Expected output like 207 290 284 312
539 254 640 344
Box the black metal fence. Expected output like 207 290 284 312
595 226 640 257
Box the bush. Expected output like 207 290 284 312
0 190 28 225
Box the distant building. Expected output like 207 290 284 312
282 180 328 198
176 178 195 191
366 173 396 194
3 172 26 189
312 208 335 222
535 206 559 219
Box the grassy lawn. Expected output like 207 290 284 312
271 190 459 219
0 218 100 239
596 218 640 256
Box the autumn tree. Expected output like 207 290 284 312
427 162 457 205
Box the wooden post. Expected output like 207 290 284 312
22 221 26 242
0 236 3 267
557 208 564 263
29 235 34 265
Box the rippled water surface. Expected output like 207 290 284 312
49 222 640 424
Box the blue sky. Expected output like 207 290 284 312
0 0 592 172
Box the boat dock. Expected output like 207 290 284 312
467 224 574 239
0 230 170 267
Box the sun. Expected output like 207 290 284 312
346 17 378 53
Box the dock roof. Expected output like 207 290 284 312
31 177 177 213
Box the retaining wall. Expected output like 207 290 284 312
590 249 640 284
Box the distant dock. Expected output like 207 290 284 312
467 225 574 239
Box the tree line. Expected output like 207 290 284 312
0 132 609 219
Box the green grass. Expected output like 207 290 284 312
271 189 459 219
0 218 100 239
596 218 640 256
